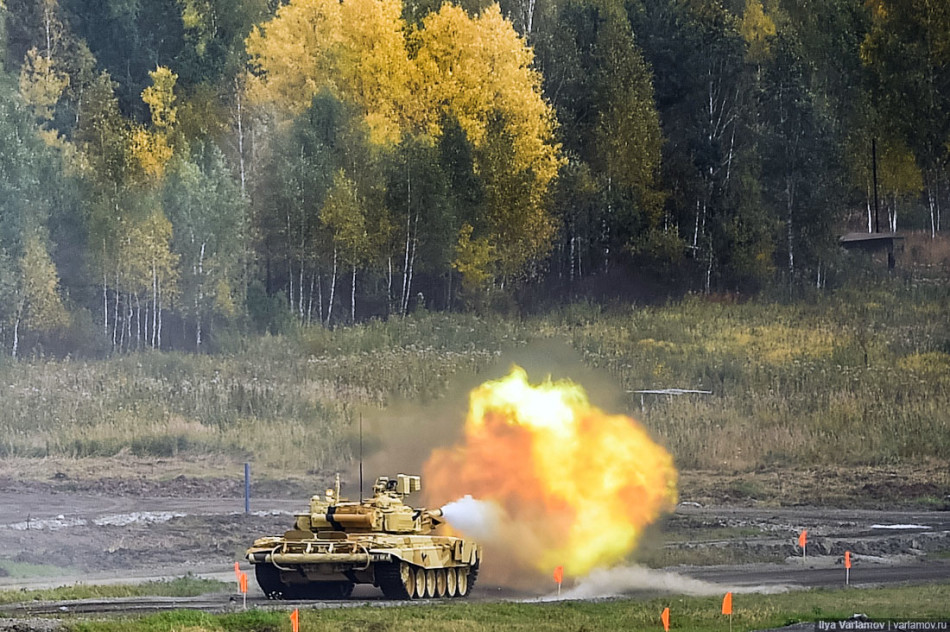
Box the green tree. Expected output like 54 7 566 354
0 76 73 355
380 135 454 314
538 0 667 286
591 5 665 267
758 19 844 287
862 0 950 237
59 0 185 121
165 143 248 348
320 170 370 323
254 90 366 325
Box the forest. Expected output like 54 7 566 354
0 0 947 356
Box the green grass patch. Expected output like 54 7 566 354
0 575 229 606
0 560 76 579
60 583 950 632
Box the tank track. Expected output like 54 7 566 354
255 564 287 599
375 561 413 599
467 558 479 591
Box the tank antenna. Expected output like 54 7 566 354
359 412 364 502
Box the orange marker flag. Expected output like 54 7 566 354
661 606 670 631
234 561 241 580
291 608 300 632
553 566 564 585
722 592 733 615
798 530 807 549
239 571 248 594
845 550 852 586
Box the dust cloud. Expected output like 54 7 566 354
542 566 791 600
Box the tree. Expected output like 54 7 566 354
18 44 69 120
591 5 665 267
452 222 494 300
862 0 950 237
114 203 178 350
245 0 416 146
473 111 554 284
253 90 372 325
58 0 185 121
383 134 453 314
165 144 247 348
175 0 271 86
247 0 562 306
758 18 843 286
0 75 74 355
537 0 666 286
320 170 369 323
740 0 775 65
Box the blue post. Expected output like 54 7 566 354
244 462 250 514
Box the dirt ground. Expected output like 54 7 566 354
0 456 948 592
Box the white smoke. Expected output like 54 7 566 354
539 566 792 600
440 495 507 542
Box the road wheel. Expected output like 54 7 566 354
445 568 457 597
414 567 427 598
435 569 447 597
424 569 437 598
456 568 469 597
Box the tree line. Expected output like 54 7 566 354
0 0 947 356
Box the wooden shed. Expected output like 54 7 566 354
839 232 904 269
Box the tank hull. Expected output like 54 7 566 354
245 474 480 600
246 532 480 599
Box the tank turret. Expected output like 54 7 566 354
246 474 480 600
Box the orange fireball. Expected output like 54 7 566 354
425 366 677 578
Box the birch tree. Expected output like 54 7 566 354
862 0 950 237
165 145 247 348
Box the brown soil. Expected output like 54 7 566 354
0 456 948 589
679 461 950 509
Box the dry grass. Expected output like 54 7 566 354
904 230 950 275
0 282 947 483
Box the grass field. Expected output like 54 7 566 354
0 277 947 486
1 581 944 632
0 576 226 606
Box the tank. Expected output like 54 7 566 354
245 474 481 600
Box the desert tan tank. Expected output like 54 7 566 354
245 474 480 600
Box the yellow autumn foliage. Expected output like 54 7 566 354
898 351 950 377
740 0 776 63
128 127 174 181
19 47 70 121
19 235 69 331
452 223 495 292
245 0 560 187
141 66 178 130
414 4 560 192
245 0 347 113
